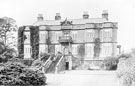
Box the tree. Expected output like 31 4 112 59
0 17 18 50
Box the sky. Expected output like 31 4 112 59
0 0 135 52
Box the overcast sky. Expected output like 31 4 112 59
0 0 135 52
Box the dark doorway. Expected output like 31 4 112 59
65 62 69 70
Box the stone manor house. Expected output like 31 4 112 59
18 10 118 69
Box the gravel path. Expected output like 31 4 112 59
46 70 119 86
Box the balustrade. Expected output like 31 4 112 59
59 36 73 43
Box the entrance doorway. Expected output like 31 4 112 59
65 62 69 70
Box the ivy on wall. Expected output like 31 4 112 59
48 45 55 54
46 29 52 53
18 26 25 59
46 28 51 45
77 44 85 64
30 26 39 60
94 38 101 58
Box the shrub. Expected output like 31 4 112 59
101 57 119 70
23 53 52 68
0 45 17 63
0 61 46 86
40 52 52 62
0 43 47 85
23 58 34 66
72 56 81 70
117 54 135 86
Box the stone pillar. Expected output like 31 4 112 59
68 42 72 70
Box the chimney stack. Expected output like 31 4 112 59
83 11 89 19
55 13 61 20
37 14 44 21
102 10 108 20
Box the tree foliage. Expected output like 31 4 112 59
0 17 18 50
0 21 47 85
117 52 135 86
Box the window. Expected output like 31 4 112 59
24 45 31 59
89 46 92 54
85 45 89 54
71 31 77 41
106 46 110 56
86 30 94 41
89 32 94 38
104 29 112 38
24 47 31 55
39 45 46 53
103 44 112 57
43 34 45 39
55 45 61 54
72 45 78 55
55 32 61 41
85 44 94 56
39 31 47 43
103 29 112 42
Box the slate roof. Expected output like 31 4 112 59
33 18 108 26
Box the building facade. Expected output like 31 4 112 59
18 10 118 69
